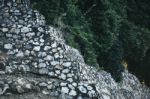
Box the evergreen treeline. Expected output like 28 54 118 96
30 0 150 86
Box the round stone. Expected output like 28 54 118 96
54 53 59 58
67 78 73 82
51 61 59 66
25 50 30 56
60 82 67 86
55 65 62 69
33 46 41 51
78 86 87 94
4 44 13 49
72 82 77 87
61 87 69 94
59 73 66 80
40 38 44 43
69 90 77 96
44 46 51 51
21 27 30 33
67 74 73 78
47 84 53 89
87 86 93 91
48 72 55 76
55 70 60 74
6 34 12 37
44 55 53 61
62 62 71 67
10 28 20 34
38 27 44 32
51 42 57 48
39 82 47 87
52 48 57 52
38 52 46 57
25 84 32 89
68 84 74 89
16 85 24 93
42 90 49 95
26 32 35 37
2 28 8 32
38 63 46 68
62 69 70 73
16 51 24 57
17 78 26 85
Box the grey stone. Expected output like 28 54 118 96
55 65 63 69
38 63 46 68
24 50 30 56
59 73 66 80
38 52 46 57
55 70 60 75
40 38 44 43
67 78 73 82
44 46 51 51
87 86 93 91
47 84 53 90
33 46 41 51
16 85 24 93
38 27 44 32
78 86 87 94
39 82 47 87
48 72 55 76
6 34 12 37
0 88 3 95
21 27 30 33
26 32 35 37
61 87 69 94
2 28 8 32
72 82 77 87
60 82 67 86
52 48 57 52
25 84 32 89
42 90 49 95
51 42 57 48
51 61 59 66
62 69 70 73
10 28 20 34
54 53 59 59
4 44 13 49
68 84 74 90
63 62 71 67
69 90 77 96
3 13 9 17
19 20 24 24
39 68 49 74
16 51 24 57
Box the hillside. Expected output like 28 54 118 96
0 0 150 99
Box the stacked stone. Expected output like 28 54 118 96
0 0 150 99
0 0 99 98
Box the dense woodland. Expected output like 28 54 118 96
30 0 150 86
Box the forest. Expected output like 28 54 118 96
30 0 150 86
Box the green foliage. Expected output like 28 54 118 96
31 0 150 85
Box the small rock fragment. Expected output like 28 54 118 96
4 44 13 49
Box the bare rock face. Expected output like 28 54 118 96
0 0 149 99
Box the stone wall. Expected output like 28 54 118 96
0 0 149 99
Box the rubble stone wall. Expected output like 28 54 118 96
0 0 149 99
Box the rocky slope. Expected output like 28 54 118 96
0 0 149 99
